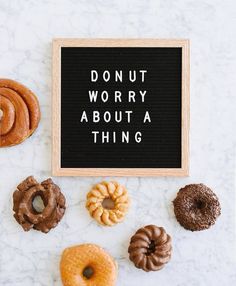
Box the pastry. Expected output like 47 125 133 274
173 183 221 231
13 176 66 233
0 79 40 147
128 225 172 272
86 181 130 226
60 244 118 286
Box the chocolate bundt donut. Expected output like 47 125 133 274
173 184 221 231
128 225 172 272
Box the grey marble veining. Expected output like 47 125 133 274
0 0 236 285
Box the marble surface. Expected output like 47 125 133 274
0 0 236 285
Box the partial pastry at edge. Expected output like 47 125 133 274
0 78 40 147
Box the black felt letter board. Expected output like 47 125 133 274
61 47 182 169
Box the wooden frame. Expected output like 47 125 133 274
52 39 190 176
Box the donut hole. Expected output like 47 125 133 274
0 109 3 121
83 266 94 279
32 194 46 213
102 198 115 210
146 240 156 255
195 200 206 210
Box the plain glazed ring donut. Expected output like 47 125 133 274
128 225 172 272
86 181 130 226
0 78 40 147
60 244 118 286
173 183 221 231
13 176 66 233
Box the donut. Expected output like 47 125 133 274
128 225 172 272
173 183 221 231
60 244 118 286
0 78 40 147
86 181 130 226
13 176 66 233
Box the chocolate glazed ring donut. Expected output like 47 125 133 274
128 225 172 272
173 183 221 231
0 79 40 147
13 176 66 233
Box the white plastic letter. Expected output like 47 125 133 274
91 70 98 82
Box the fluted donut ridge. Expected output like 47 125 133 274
128 225 172 272
86 181 130 226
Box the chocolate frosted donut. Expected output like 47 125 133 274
128 225 172 272
13 176 66 233
173 184 221 231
